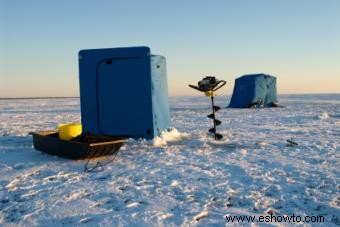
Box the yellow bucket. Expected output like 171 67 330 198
58 123 82 141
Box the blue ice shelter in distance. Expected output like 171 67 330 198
228 74 278 108
78 46 170 139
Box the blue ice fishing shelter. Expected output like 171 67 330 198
228 74 278 108
78 46 170 139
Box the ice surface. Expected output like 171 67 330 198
0 95 339 226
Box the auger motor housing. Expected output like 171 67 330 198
197 76 220 91
189 76 226 140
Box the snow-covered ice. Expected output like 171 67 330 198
0 95 339 226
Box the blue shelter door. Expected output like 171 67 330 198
97 57 153 137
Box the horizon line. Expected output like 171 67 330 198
1 92 339 100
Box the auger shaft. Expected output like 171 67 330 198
211 96 218 139
208 95 223 140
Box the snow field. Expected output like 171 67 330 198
0 95 339 226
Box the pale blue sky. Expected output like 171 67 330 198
1 0 339 97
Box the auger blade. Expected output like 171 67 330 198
213 106 221 112
215 133 223 140
215 119 221 126
209 128 216 134
207 113 215 119
209 128 223 140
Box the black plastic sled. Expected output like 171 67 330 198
31 131 127 160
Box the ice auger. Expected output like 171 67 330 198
189 76 226 140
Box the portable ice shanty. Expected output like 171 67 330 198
78 46 170 139
228 74 278 108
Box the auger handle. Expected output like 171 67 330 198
188 84 204 92
212 80 226 91
189 81 226 92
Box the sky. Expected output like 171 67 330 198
1 0 339 97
